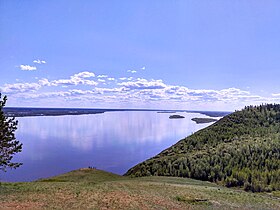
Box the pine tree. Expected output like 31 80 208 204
0 94 22 172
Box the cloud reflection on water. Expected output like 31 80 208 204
2 111 212 182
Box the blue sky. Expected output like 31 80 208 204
1 0 280 111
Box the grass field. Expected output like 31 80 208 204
1 168 280 209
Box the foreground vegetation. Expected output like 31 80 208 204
0 94 22 172
1 168 279 209
126 104 280 192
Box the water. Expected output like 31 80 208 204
1 111 213 182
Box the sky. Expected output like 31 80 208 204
1 0 280 111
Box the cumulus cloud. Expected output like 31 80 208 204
52 78 98 86
97 75 108 78
51 71 97 86
162 86 256 103
272 93 280 97
1 71 98 95
3 68 280 109
74 71 95 78
38 78 51 86
69 89 94 96
97 79 106 83
94 87 128 94
118 77 133 81
127 70 137 73
1 82 41 94
33 59 46 64
118 78 167 90
141 66 146 70
19 65 37 71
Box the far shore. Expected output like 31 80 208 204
3 107 231 118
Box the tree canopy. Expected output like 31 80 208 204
126 104 280 192
0 94 22 172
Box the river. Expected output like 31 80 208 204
1 111 214 182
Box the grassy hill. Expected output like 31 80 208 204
125 104 280 192
1 168 279 209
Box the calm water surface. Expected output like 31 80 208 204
1 111 213 182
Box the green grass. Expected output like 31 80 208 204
37 168 125 183
1 168 279 209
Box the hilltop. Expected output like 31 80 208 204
1 168 279 209
125 104 280 192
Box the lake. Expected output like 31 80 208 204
1 111 214 182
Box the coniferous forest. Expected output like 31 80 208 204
125 104 280 192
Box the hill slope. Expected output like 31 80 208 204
125 104 280 192
1 168 279 209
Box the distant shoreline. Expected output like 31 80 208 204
3 107 231 118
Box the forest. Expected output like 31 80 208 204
125 104 280 192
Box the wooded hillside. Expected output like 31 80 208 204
125 104 280 192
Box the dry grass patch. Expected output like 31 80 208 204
1 170 279 209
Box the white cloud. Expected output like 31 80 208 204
94 87 128 94
98 79 106 83
38 78 51 86
3 68 280 109
33 59 46 64
52 78 98 86
69 89 94 96
127 70 137 73
84 80 98 86
141 66 146 70
119 77 133 81
74 71 95 78
19 65 37 71
162 86 255 103
1 82 41 94
97 75 108 78
51 71 97 86
118 78 167 90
